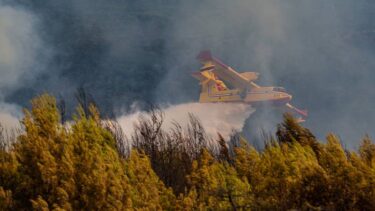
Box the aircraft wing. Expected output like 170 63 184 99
197 51 259 89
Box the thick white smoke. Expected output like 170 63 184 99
0 3 46 130
0 103 21 129
117 102 254 140
0 4 43 92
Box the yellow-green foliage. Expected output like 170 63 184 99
125 150 175 210
0 94 173 210
179 149 252 210
0 94 375 210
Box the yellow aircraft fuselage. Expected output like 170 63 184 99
192 51 308 119
197 74 292 106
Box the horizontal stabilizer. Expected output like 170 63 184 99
191 72 208 81
199 64 215 72
191 71 217 83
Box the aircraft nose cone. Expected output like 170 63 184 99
280 94 292 104
273 94 292 106
281 92 291 100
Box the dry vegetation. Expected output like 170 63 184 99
1 94 375 210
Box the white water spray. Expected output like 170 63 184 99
117 102 255 140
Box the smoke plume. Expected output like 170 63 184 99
0 0 374 148
0 2 48 129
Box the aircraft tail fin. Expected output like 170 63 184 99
192 71 229 103
197 50 212 61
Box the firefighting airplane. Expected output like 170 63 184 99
192 51 308 122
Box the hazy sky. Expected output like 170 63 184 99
0 0 374 148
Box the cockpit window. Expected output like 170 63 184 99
273 87 286 92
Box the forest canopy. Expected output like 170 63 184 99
1 94 375 210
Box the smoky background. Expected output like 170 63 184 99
0 0 374 148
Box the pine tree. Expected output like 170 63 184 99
276 113 321 157
0 94 175 210
318 134 366 209
2 94 375 210
125 150 176 210
13 94 74 209
0 187 13 210
359 135 375 168
180 149 253 210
